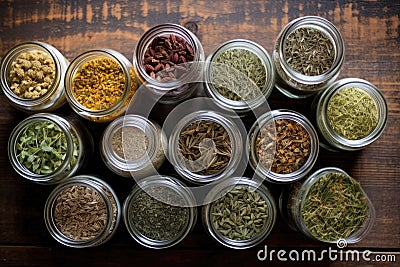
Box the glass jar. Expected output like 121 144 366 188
65 49 138 122
247 109 319 183
280 167 375 244
0 41 69 112
134 23 205 104
311 78 388 151
204 39 275 115
123 175 197 249
44 175 121 248
100 114 166 178
168 110 243 184
202 177 276 249
273 16 345 98
8 113 92 185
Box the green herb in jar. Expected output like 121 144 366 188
256 119 311 174
16 120 79 174
129 186 189 241
178 120 232 175
327 87 379 140
211 48 266 101
301 172 369 242
284 27 334 76
211 186 269 240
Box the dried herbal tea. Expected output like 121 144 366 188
284 27 335 76
54 185 107 241
211 186 269 240
72 57 125 110
16 120 79 174
8 50 56 99
129 186 189 240
301 172 369 241
178 120 232 175
211 48 266 101
143 34 195 81
112 126 149 160
327 87 379 140
256 119 311 174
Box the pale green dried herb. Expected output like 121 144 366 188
327 87 379 140
301 172 369 242
211 186 269 240
211 48 266 101
16 120 79 174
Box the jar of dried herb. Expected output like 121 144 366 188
273 16 345 98
202 177 276 249
0 41 69 112
44 175 121 248
65 49 138 122
123 175 197 249
134 23 205 104
204 39 275 115
312 78 388 151
168 110 243 184
248 109 319 183
100 114 166 178
8 113 93 185
280 167 375 244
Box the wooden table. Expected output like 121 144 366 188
0 1 399 266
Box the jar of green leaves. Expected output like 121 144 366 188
273 16 345 98
8 113 93 184
280 167 375 244
202 177 277 249
123 175 197 249
312 78 388 151
204 39 275 115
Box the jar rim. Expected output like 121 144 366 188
277 16 345 84
65 49 134 117
202 177 277 249
0 41 66 109
134 23 205 91
44 175 121 248
101 114 162 173
204 39 275 112
122 175 197 248
318 78 388 150
295 167 376 243
168 110 243 184
248 109 319 183
8 113 75 183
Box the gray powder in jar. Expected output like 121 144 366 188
112 126 148 160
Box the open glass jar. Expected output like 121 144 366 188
44 175 121 248
273 16 345 98
202 177 276 249
8 113 92 185
134 23 205 104
280 167 375 244
204 39 275 115
311 78 388 151
247 109 319 183
65 49 138 122
100 114 166 178
0 41 69 112
168 110 243 184
123 175 197 249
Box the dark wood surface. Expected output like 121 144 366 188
0 0 399 266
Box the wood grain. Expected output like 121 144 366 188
0 0 399 266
